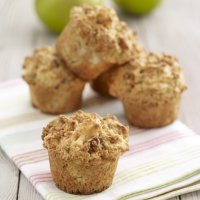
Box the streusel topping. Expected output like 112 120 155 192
57 6 142 65
42 111 129 163
23 47 81 88
109 52 187 102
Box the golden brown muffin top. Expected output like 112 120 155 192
57 6 142 65
109 52 187 103
23 47 83 88
42 111 129 163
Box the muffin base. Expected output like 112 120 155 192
123 98 180 128
48 150 119 194
29 83 84 114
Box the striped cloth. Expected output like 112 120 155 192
1 79 200 200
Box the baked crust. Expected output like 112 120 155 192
56 6 142 80
109 52 187 128
23 47 85 114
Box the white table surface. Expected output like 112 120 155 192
0 0 200 199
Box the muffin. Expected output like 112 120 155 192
42 110 129 194
109 52 187 128
56 6 141 81
91 43 145 97
23 47 85 114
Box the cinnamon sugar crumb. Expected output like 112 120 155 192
42 110 129 163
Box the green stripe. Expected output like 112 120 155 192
114 146 200 185
147 181 200 200
119 169 200 200
116 148 200 199
45 192 89 200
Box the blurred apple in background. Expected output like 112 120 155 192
35 0 104 33
113 0 161 15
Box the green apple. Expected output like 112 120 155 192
113 0 161 15
35 0 104 33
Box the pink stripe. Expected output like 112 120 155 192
13 151 47 163
31 176 52 182
12 149 46 161
134 131 182 149
12 149 48 168
17 155 48 168
29 172 51 179
29 172 53 186
133 131 182 150
0 79 23 90
33 179 53 186
124 131 189 157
